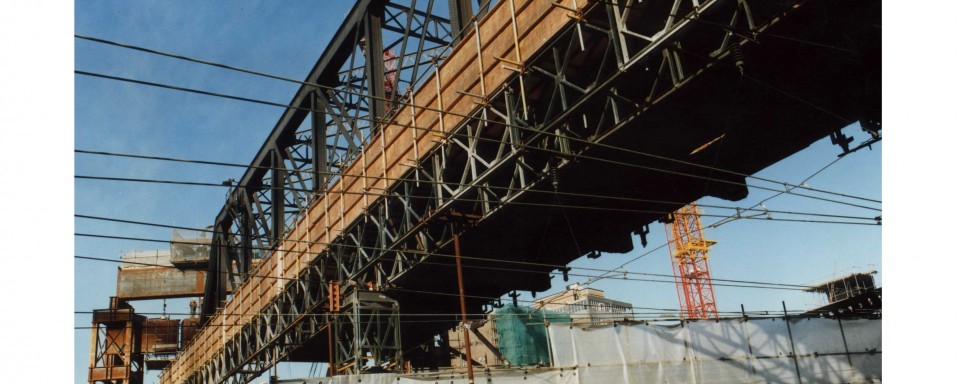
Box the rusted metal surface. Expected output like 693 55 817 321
141 318 180 354
116 267 207 300
89 305 146 384
180 317 201 347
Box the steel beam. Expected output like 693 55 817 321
170 1 880 383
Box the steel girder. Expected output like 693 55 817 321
202 0 471 317
189 1 480 383
187 260 334 384
182 0 877 383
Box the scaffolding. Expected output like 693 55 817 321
494 306 570 366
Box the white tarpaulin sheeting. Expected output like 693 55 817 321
282 318 879 384
547 317 880 383
278 369 571 384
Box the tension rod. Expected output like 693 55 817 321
453 232 476 384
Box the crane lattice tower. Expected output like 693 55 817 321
665 203 719 319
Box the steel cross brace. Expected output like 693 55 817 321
201 0 459 318
175 0 849 383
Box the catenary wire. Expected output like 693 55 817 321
74 249 806 292
74 69 881 212
75 11 880 320
708 155 849 228
74 35 881 205
74 174 880 225
75 148 880 222
580 139 879 289
75 214 816 289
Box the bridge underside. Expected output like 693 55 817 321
158 0 880 382
388 0 880 358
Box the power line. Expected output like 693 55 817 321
74 249 806 292
74 307 864 331
75 68 880 212
74 35 881 206
76 228 812 292
71 211 847 289
74 174 880 225
74 218 813 292
584 141 880 290
76 148 878 222
70 214 833 289
75 25 880 322
74 304 817 319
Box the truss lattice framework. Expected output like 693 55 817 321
201 0 471 317
665 203 719 320
163 0 853 383
89 305 145 384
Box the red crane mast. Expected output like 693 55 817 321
665 203 719 319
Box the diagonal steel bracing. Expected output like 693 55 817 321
165 1 880 383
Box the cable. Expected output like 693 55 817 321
75 148 879 222
75 304 816 318
75 69 880 212
75 309 833 330
74 174 880 225
75 24 880 326
584 145 880 288
708 155 849 228
75 251 806 292
74 35 881 205
69 214 844 288
75 214 818 290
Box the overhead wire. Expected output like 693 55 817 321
74 243 808 292
77 3 876 306
74 174 879 225
708 155 850 228
74 35 881 206
581 136 880 289
69 214 841 288
73 3 882 370
77 9 876 316
74 215 815 292
75 148 879 222
74 68 880 212
76 308 850 331
74 303 819 319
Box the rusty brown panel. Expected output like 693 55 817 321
141 318 181 354
92 308 135 323
181 317 200 347
116 267 209 300
89 366 130 381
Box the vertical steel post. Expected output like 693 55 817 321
837 317 853 367
782 301 803 384
271 149 286 246
453 232 475 384
312 92 328 192
740 303 757 376
364 4 387 121
448 0 474 42
240 201 253 275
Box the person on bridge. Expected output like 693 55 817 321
359 37 398 102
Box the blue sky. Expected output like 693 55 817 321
71 1 880 383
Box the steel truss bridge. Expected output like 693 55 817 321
95 0 880 383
